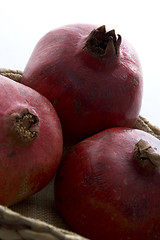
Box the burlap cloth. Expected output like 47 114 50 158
0 68 160 240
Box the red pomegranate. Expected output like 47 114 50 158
22 24 143 145
55 127 160 240
0 75 63 206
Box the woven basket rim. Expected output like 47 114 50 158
0 205 88 240
0 68 23 83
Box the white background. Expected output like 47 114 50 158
0 0 160 127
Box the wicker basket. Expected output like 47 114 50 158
0 68 160 240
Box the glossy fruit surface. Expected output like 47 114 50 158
22 24 143 145
55 127 160 240
0 75 63 206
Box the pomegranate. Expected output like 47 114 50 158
55 127 160 240
0 75 63 206
22 24 143 145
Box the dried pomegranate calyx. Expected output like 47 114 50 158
134 139 160 172
9 108 39 144
84 25 121 57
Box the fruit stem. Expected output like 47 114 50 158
84 25 121 58
8 108 39 145
134 139 160 172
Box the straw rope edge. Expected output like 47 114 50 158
0 205 88 240
0 68 23 83
133 115 160 139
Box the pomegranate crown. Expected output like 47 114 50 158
84 25 121 58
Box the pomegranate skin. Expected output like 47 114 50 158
0 75 63 206
22 23 143 145
55 128 160 240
